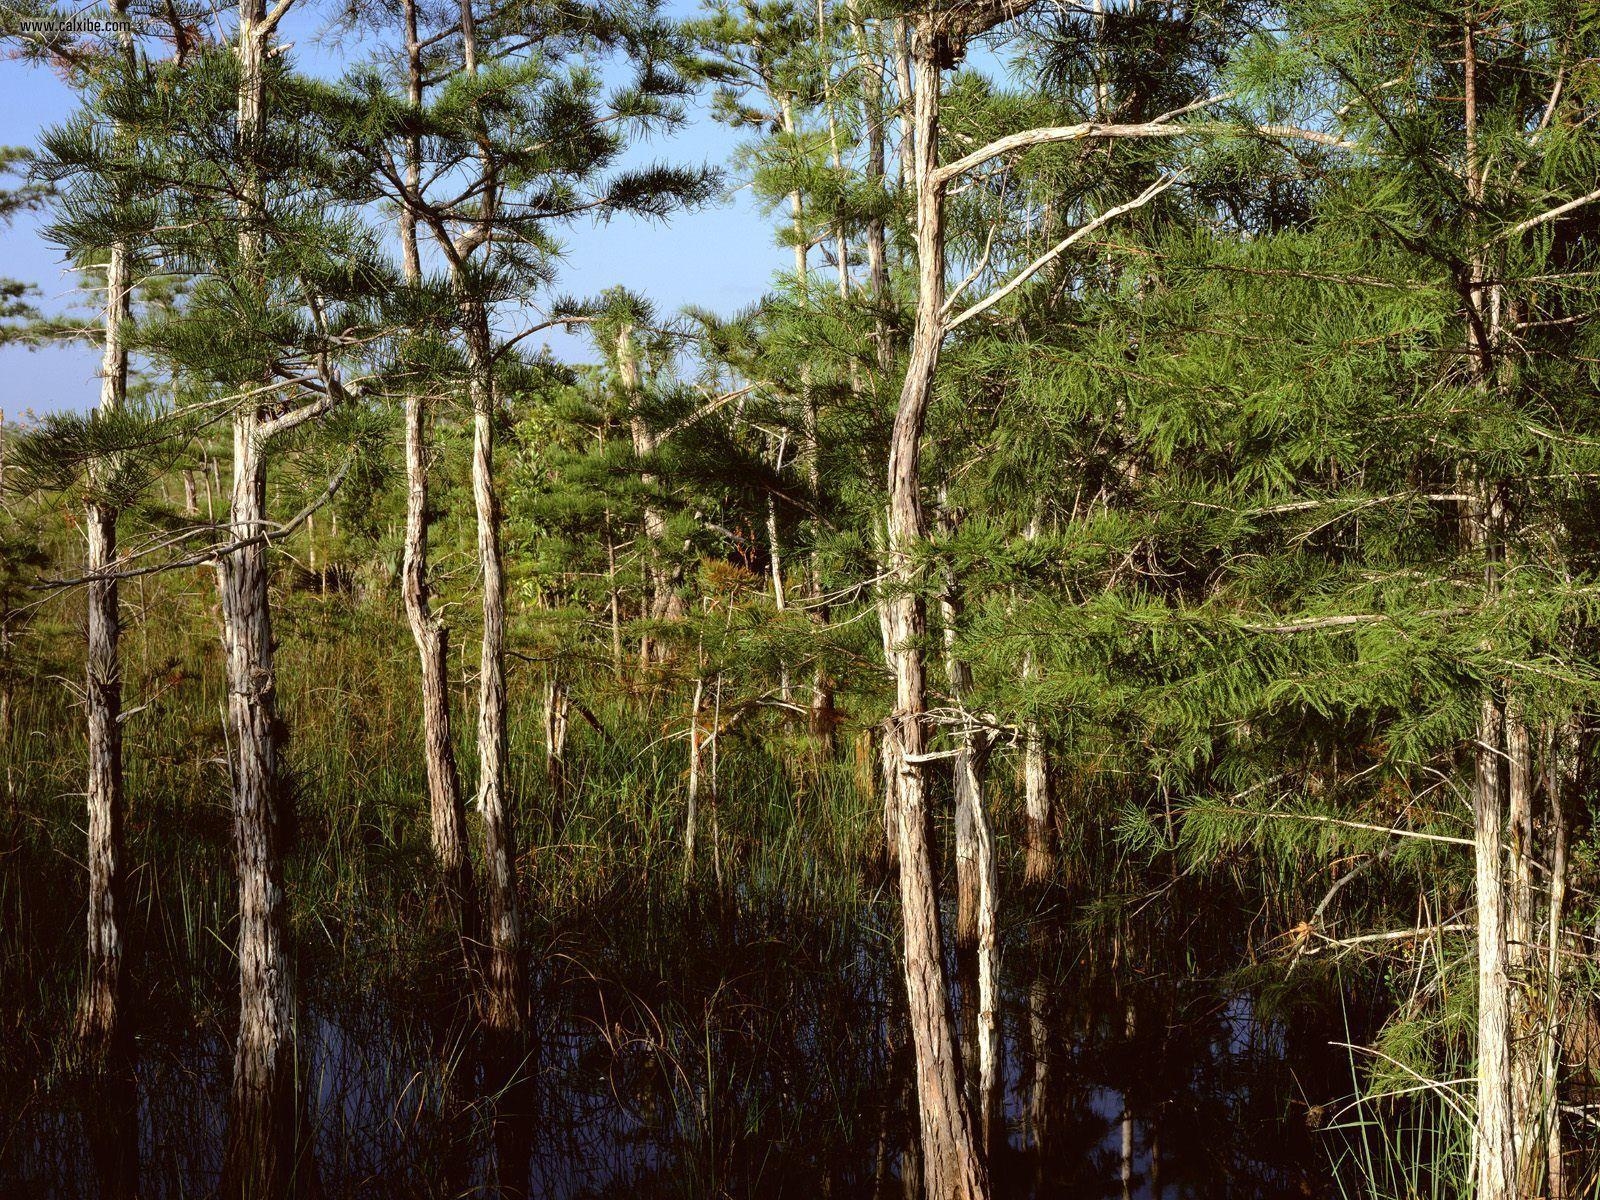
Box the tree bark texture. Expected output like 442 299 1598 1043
468 306 525 1035
221 6 298 1192
403 389 477 936
79 235 129 1054
883 24 988 1198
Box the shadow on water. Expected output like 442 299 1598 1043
5 879 1361 1200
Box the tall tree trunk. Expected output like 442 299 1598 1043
849 0 894 374
1473 685 1514 1200
1462 31 1515 1194
938 502 999 1152
1505 702 1542 1190
403 389 477 934
1020 524 1053 884
79 207 130 1056
621 321 681 665
221 5 298 1191
1541 719 1574 1199
397 0 477 948
542 672 570 808
883 23 988 1198
686 672 704 868
467 305 525 1035
218 411 297 1195
78 0 135 1059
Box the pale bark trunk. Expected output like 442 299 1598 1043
1021 516 1053 885
397 14 477 943
1022 726 1053 884
468 306 525 1035
938 502 999 1153
79 222 130 1055
877 589 900 869
1463 34 1515 1194
221 7 299 1191
1505 703 1541 1189
78 0 134 1058
1542 721 1572 1199
542 673 570 807
686 673 704 867
884 25 988 1198
1474 689 1515 1200
403 389 476 931
218 411 297 1195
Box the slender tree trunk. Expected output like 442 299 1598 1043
78 0 135 1059
218 411 297 1196
467 304 525 1035
622 322 681 665
765 441 794 711
1542 719 1573 1199
877 585 900 869
938 501 999 1153
686 672 704 869
404 390 477 929
79 220 130 1056
883 24 988 1198
1462 32 1515 1195
542 672 570 808
849 0 894 374
1505 703 1542 1190
1474 687 1515 1200
220 7 299 1192
397 4 477 946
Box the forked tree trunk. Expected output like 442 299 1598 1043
79 221 130 1056
882 22 988 1198
396 7 478 945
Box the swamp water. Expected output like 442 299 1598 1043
6 885 1362 1198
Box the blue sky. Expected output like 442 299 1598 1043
0 0 781 419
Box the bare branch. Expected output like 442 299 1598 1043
945 173 1182 331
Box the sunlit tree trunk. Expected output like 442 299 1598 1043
220 5 298 1190
542 672 570 807
77 0 135 1059
938 500 999 1148
398 0 477 946
467 301 525 1035
79 197 130 1058
1462 30 1514 1195
883 22 988 1197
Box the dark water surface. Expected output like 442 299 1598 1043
5 888 1358 1200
